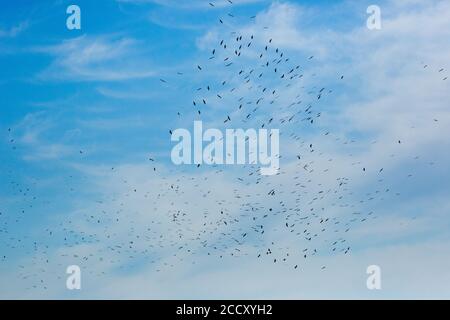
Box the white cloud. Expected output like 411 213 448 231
117 0 266 9
0 21 28 38
35 35 155 82
10 112 77 161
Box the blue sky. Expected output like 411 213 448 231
1 0 450 299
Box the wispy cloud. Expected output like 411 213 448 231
0 21 28 38
117 0 266 9
12 112 78 161
35 35 156 82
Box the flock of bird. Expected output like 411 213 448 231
0 0 447 294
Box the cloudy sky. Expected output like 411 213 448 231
1 0 450 299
